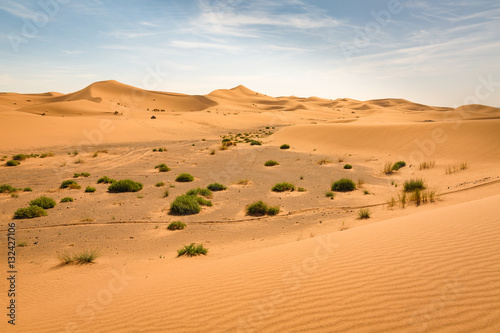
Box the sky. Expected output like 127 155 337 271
0 0 499 107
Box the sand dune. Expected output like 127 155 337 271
1 80 499 333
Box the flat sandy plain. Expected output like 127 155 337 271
1 80 499 332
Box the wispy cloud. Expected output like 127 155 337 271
170 40 240 52
0 1 37 19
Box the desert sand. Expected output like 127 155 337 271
1 80 499 332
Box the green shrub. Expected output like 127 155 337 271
392 161 406 171
246 201 279 216
175 173 194 182
297 187 307 192
81 172 90 177
343 164 352 169
325 191 335 199
97 176 115 184
60 197 74 203
73 173 81 178
0 184 16 193
60 180 79 189
6 160 20 166
23 187 32 192
280 144 290 149
186 188 212 197
29 196 56 209
331 178 356 192
108 179 143 192
12 154 27 161
195 196 213 207
177 243 208 257
358 209 371 219
250 140 262 146
403 178 426 192
85 186 96 193
264 160 279 167
155 163 171 172
170 195 201 215
167 221 186 230
271 182 295 192
207 183 227 191
155 182 165 187
14 206 47 219
266 206 280 216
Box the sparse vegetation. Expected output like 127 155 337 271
175 173 194 182
60 197 74 203
236 179 250 185
17 240 28 247
170 195 201 215
14 206 47 219
60 180 80 189
97 176 115 184
403 178 426 192
363 190 370 195
317 158 332 165
264 160 279 167
155 181 165 187
297 187 307 192
85 186 96 193
58 249 99 265
163 189 169 197
325 191 335 199
40 152 54 158
343 164 352 169
446 162 468 174
358 209 371 219
12 154 27 161
419 161 435 170
108 179 143 193
186 188 212 197
280 144 290 150
246 201 280 216
23 187 32 192
250 140 262 146
331 178 356 192
177 243 208 257
167 221 186 230
392 161 406 171
337 155 346 163
6 160 20 166
271 182 295 192
155 163 171 172
0 184 17 193
207 183 227 191
29 196 56 209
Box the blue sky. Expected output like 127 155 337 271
1 0 499 107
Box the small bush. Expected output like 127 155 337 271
343 164 352 169
60 197 74 203
81 172 90 177
207 183 227 191
40 152 54 158
384 162 393 174
272 182 295 192
325 191 335 199
97 176 115 184
14 206 47 219
12 154 27 161
108 179 143 193
186 187 212 197
163 189 169 197
85 186 96 193
155 163 171 172
392 161 406 171
60 180 79 189
195 196 213 207
250 140 262 146
331 178 356 192
266 206 280 216
29 196 56 209
58 249 99 265
264 160 280 167
177 243 208 257
6 160 20 166
358 209 371 219
317 158 331 165
155 182 165 187
170 195 201 215
280 144 290 150
175 173 194 182
246 201 279 216
297 187 307 192
403 178 425 192
23 187 32 192
167 221 186 230
73 173 80 178
0 184 16 193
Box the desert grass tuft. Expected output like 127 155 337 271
419 161 435 170
207 183 227 191
167 221 186 230
58 249 99 265
246 201 280 216
317 158 332 165
403 178 425 192
271 182 295 192
331 178 356 192
358 209 371 219
177 243 208 257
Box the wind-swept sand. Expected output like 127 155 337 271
1 81 499 332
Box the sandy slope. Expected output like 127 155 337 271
1 81 500 333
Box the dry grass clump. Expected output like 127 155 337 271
446 162 468 174
419 161 435 170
